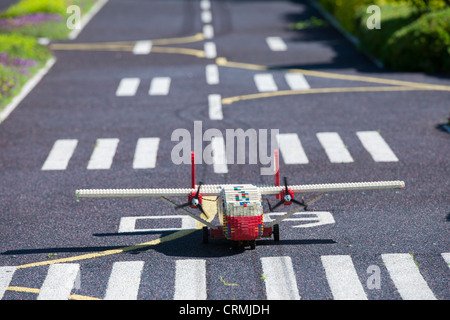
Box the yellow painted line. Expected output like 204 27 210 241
150 46 206 58
216 57 450 92
221 86 427 105
151 32 205 45
50 44 134 51
6 286 101 300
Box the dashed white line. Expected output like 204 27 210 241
133 137 160 169
285 73 310 90
382 253 436 300
211 136 228 173
200 0 211 10
206 64 219 85
276 133 309 164
208 94 223 120
115 78 140 96
41 139 78 171
149 77 171 96
87 138 119 170
0 267 16 300
37 263 80 300
204 42 217 59
321 255 367 300
357 131 399 162
201 10 212 24
261 256 301 300
133 40 152 55
203 24 214 39
266 36 287 51
104 261 144 300
254 74 278 92
174 259 207 300
316 132 354 163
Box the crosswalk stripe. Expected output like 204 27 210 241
174 259 207 300
0 267 16 300
206 64 219 85
277 133 309 164
149 77 171 96
317 132 354 163
382 253 436 300
104 261 144 300
254 74 278 92
37 263 80 300
208 94 223 120
116 78 140 96
133 137 160 169
204 42 217 59
285 73 310 90
87 138 119 170
133 41 152 55
41 139 78 170
261 256 300 300
357 131 399 162
211 136 228 174
266 36 287 51
321 255 367 300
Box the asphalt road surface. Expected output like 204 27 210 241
0 0 449 302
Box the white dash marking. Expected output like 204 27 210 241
254 74 278 92
174 259 207 300
200 0 211 11
442 253 450 269
321 255 367 300
285 73 310 90
206 64 219 85
204 42 217 59
276 133 309 164
87 138 119 170
261 256 300 300
104 261 144 300
382 253 436 300
42 139 78 171
201 10 212 24
356 131 399 162
115 78 140 96
149 77 171 96
0 267 16 299
37 263 80 300
208 94 223 120
203 24 214 39
317 132 354 163
211 136 228 173
266 36 287 51
133 137 160 169
133 40 152 55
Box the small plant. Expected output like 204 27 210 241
290 16 328 30
219 276 238 286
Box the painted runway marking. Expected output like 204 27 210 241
41 139 78 171
254 74 278 92
204 42 217 59
316 132 354 163
442 253 450 269
0 267 16 299
261 256 300 300
285 73 310 90
321 255 367 300
266 37 287 51
115 78 140 96
208 94 223 120
174 259 207 300
37 263 80 300
104 261 144 300
382 253 436 300
357 131 399 162
133 137 160 169
277 133 309 164
149 77 171 96
211 136 228 173
87 138 119 170
203 24 214 39
133 40 152 55
201 10 212 24
206 64 219 85
200 0 211 11
118 215 197 233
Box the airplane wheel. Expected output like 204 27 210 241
273 224 280 241
250 240 256 250
202 226 208 244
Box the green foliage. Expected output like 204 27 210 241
318 0 373 33
0 33 50 62
0 0 68 18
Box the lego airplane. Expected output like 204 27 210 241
76 151 404 249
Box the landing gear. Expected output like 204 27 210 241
273 224 280 241
202 226 208 244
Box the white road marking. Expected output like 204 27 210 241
174 259 207 300
266 36 287 51
317 132 354 163
133 137 160 169
118 215 197 233
208 94 223 120
133 40 152 55
41 139 78 171
442 252 450 269
149 77 171 96
276 133 309 164
211 136 228 173
37 263 80 300
382 253 436 300
115 78 140 96
0 267 16 299
201 10 212 24
206 64 219 85
203 24 214 39
264 211 335 228
87 138 119 170
356 131 399 162
200 0 211 10
261 256 301 300
104 261 144 300
285 73 310 90
204 42 217 59
321 255 368 300
254 74 278 92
